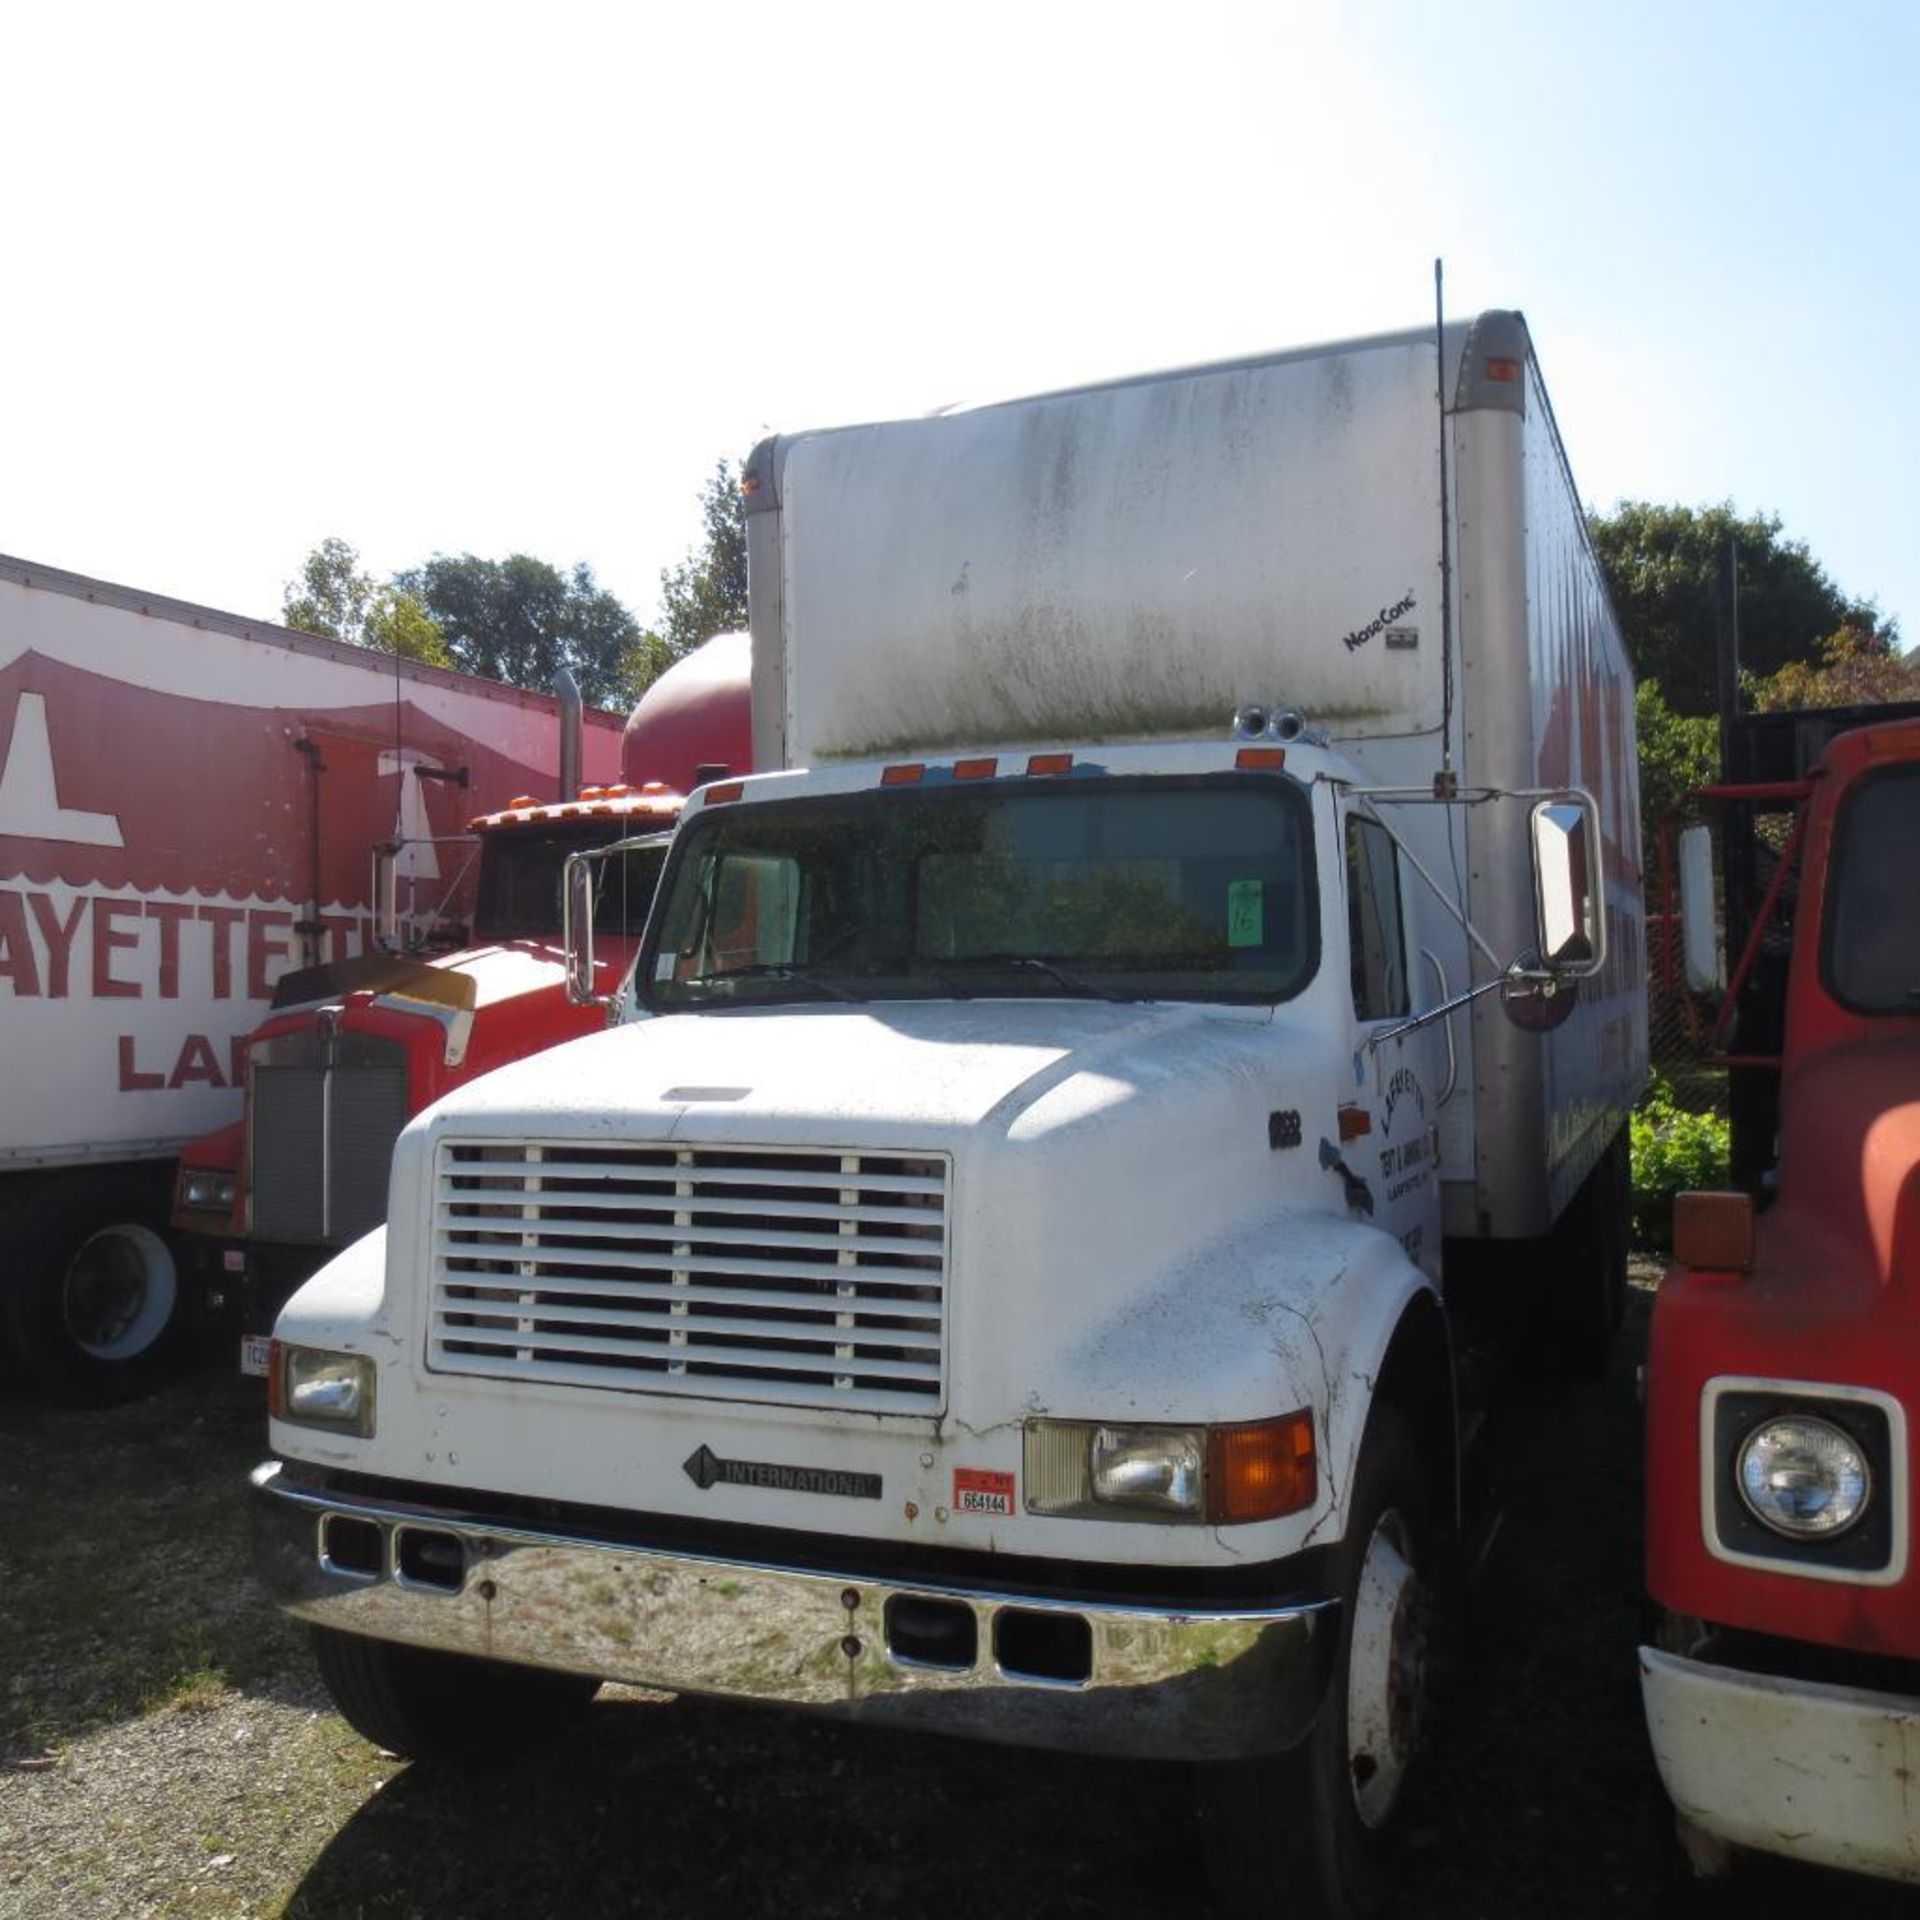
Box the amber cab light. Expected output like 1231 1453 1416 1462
1673 1191 1755 1275
953 757 998 781
703 781 745 805
1235 747 1287 771
880 763 925 786
1209 1412 1317 1523
1027 752 1074 776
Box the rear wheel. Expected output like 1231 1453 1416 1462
1 1167 182 1404
312 1627 602 1765
1198 1407 1448 1920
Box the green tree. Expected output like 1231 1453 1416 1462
395 554 641 709
1748 622 1920 712
1589 502 1894 716
635 458 749 685
283 537 451 667
1634 679 1719 840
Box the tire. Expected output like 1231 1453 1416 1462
0 1166 182 1406
312 1627 602 1765
1197 1407 1449 1920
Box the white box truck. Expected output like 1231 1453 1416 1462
0 556 624 1401
252 312 1645 1919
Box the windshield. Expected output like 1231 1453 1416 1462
640 776 1317 1010
1825 765 1920 1015
474 825 667 943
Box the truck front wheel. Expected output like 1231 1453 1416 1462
1197 1408 1447 1920
312 1627 602 1765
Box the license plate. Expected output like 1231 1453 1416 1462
239 1334 272 1378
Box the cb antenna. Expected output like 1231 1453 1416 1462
1434 257 1457 797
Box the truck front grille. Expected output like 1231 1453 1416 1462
428 1142 949 1414
250 1036 410 1245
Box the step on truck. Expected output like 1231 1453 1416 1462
1642 701 1920 1888
0 556 652 1403
171 631 751 1378
251 312 1646 1919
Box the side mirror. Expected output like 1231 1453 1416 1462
563 852 597 1005
1678 823 1722 993
1528 796 1605 978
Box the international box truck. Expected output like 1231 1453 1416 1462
251 312 1645 1920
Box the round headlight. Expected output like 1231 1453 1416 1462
1736 1415 1870 1538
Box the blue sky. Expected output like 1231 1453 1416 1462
2 0 1912 656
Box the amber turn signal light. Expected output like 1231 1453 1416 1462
1208 1411 1317 1524
1672 1190 1755 1275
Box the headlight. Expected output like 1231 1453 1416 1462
1025 1413 1315 1524
272 1344 377 1438
177 1168 237 1213
1736 1415 1869 1538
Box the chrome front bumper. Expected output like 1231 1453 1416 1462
253 1460 1336 1762
1641 1645 1920 1884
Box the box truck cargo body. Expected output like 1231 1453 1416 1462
253 313 1645 1919
0 556 623 1398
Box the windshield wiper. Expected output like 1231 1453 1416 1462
937 954 1128 1002
682 963 862 1003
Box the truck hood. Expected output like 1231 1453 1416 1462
1777 1038 1920 1291
428 996 1281 1142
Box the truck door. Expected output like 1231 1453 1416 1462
1343 810 1443 1279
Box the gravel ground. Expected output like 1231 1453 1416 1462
5 1279 1918 1919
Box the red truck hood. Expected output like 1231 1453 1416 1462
1776 1037 1920 1291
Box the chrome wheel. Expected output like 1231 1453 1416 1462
1344 1508 1430 1831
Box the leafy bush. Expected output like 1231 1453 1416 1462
1629 1080 1732 1251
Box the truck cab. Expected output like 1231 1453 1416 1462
1642 710 1920 1886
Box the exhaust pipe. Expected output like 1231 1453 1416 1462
553 667 582 802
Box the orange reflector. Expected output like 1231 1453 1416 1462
704 781 745 805
954 757 998 781
881 763 925 786
266 1339 285 1421
1485 357 1521 383
1672 1191 1755 1275
1027 752 1074 776
1236 747 1287 771
741 470 762 496
1209 1412 1317 1524
1338 1105 1371 1141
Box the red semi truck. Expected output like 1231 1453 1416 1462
172 630 752 1381
1642 701 1920 1886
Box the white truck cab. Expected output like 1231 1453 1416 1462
252 312 1644 1920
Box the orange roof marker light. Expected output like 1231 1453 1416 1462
1235 747 1287 772
506 795 538 811
953 757 998 781
1485 357 1521 383
703 781 745 806
1027 752 1074 777
880 763 926 786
